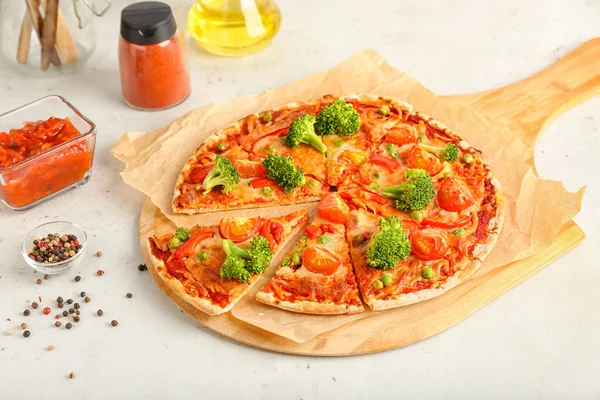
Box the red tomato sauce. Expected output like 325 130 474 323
0 117 93 208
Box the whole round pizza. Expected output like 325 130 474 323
148 94 504 315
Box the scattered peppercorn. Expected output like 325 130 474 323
74 303 80 310
75 310 80 315
80 292 85 297
63 311 69 317
96 251 102 257
137 264 147 271
47 345 55 351
74 276 81 282
66 299 73 304
20 322 27 329
31 302 39 309
111 320 118 327
57 296 63 303
36 279 42 285
43 307 51 315
55 321 62 327
58 303 64 308
23 309 30 316
97 270 104 276
69 372 75 379
65 323 72 330
84 297 90 303
6 329 13 335
54 314 60 319
69 308 75 314
97 309 103 316
126 293 133 299
44 274 49 280
73 316 80 323
23 330 30 338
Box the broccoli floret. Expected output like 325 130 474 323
382 168 435 212
418 143 459 162
202 155 239 194
222 236 273 275
174 227 190 242
220 256 251 282
284 114 328 153
314 99 361 136
262 154 306 194
366 216 411 270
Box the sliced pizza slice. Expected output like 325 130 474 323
257 197 364 315
147 210 309 316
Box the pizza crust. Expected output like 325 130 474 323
256 291 365 315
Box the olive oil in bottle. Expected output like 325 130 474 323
187 0 282 57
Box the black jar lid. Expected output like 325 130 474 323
120 1 177 45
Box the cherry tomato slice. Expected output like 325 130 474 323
304 225 321 240
189 165 214 184
421 214 472 229
172 231 215 260
317 193 351 224
437 177 475 212
251 177 277 188
220 217 261 243
301 246 341 275
385 125 417 146
260 220 285 249
369 154 401 171
233 159 266 179
407 146 443 176
410 231 448 260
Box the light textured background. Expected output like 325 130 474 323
0 1 599 399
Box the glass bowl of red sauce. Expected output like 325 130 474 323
0 95 96 211
21 221 88 275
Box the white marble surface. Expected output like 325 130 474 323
1 1 599 399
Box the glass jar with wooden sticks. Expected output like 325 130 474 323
0 0 110 76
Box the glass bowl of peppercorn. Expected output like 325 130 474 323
21 221 88 275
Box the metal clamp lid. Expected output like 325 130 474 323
73 0 111 28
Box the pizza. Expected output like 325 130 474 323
147 210 309 316
256 207 364 315
164 94 503 314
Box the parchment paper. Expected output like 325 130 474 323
111 49 584 344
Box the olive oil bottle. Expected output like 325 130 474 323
187 0 282 57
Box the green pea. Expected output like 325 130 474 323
352 234 365 246
453 228 465 236
318 235 331 245
262 187 272 197
381 274 393 287
373 172 382 179
308 178 320 189
377 105 390 116
385 143 395 153
462 153 474 163
291 252 301 266
417 135 427 143
422 266 434 280
267 145 277 153
409 210 423 221
390 151 399 159
371 279 384 290
335 139 344 147
196 250 209 261
216 142 227 153
167 237 182 250
369 181 380 191
261 112 272 123
282 257 291 267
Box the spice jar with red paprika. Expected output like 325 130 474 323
118 1 191 110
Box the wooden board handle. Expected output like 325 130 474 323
446 38 600 139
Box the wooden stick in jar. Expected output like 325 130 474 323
40 0 59 70
24 0 61 67
17 2 34 64
40 0 79 64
